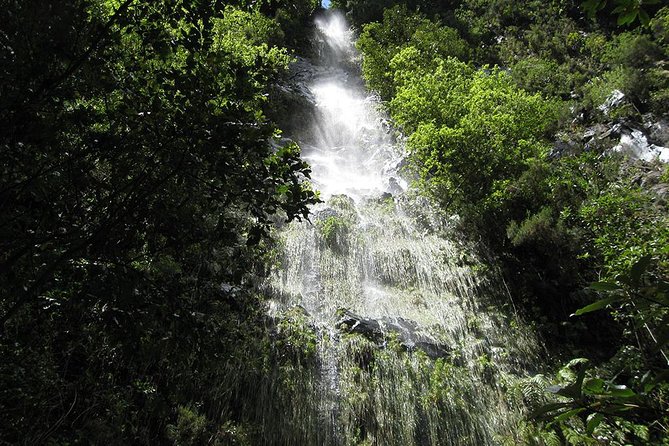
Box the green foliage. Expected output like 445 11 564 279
167 406 211 446
276 307 319 358
582 0 662 26
318 216 353 249
0 0 318 443
330 0 455 28
510 57 573 98
355 0 669 442
356 6 468 100
531 347 668 443
650 6 669 45
316 195 358 253
525 258 669 444
601 32 660 67
582 67 642 115
507 207 562 249
390 56 559 212
662 164 669 183
578 187 669 279
270 0 321 48
577 31 666 114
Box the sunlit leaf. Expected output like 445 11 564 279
583 378 605 394
607 385 635 398
638 9 650 26
630 255 652 287
528 402 571 420
589 281 622 292
586 413 604 435
572 297 620 316
553 407 586 422
617 10 638 25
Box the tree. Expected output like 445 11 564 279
0 0 317 442
356 5 468 100
389 52 559 213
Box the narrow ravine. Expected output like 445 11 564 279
266 11 542 445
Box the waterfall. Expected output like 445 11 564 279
263 11 541 445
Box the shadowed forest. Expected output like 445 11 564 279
1 0 668 444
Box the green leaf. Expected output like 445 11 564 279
553 407 586 423
617 10 638 25
589 281 622 292
583 378 605 394
582 0 607 18
638 9 650 26
528 402 571 420
552 362 588 399
586 413 604 435
651 370 669 385
607 385 635 398
630 255 652 287
572 297 620 316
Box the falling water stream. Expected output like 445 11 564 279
264 11 542 445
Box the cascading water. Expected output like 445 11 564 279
264 11 542 445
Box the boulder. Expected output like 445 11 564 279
582 123 609 141
598 89 627 116
645 117 669 147
336 309 384 342
313 206 342 222
388 177 404 195
611 129 669 163
336 309 451 359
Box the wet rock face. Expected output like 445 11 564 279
554 92 669 163
598 89 627 116
612 129 669 162
335 309 451 359
644 116 669 147
336 309 384 342
557 116 669 163
268 57 326 141
632 166 669 203
550 138 580 159
313 206 342 222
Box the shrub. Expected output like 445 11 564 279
601 32 660 68
581 66 643 116
357 6 468 100
510 56 573 98
578 187 669 279
650 6 669 46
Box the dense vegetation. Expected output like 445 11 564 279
3 0 668 444
0 0 321 443
335 0 669 443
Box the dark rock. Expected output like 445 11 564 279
651 183 669 203
388 177 403 195
603 122 625 139
365 192 394 205
336 309 451 359
336 309 384 342
313 207 341 222
582 123 608 141
647 119 669 147
411 341 452 359
598 89 626 116
550 139 579 159
640 170 662 188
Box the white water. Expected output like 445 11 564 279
266 11 541 445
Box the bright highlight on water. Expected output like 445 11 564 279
266 11 542 445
